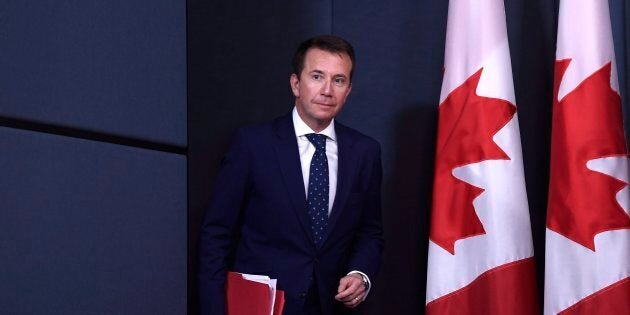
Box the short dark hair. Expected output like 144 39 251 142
292 35 355 81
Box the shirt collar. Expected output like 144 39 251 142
292 106 337 141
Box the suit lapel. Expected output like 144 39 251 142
320 123 357 247
272 114 315 245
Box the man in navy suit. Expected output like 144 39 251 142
198 35 383 315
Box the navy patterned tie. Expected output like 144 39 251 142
305 133 329 245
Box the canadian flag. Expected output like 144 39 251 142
545 0 630 314
426 0 538 313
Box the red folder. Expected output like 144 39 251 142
272 290 285 315
225 271 285 315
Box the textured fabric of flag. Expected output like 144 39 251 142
544 1 630 314
426 0 538 313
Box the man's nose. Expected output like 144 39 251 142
321 79 333 96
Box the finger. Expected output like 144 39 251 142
340 286 365 303
337 276 351 294
335 277 356 299
343 295 363 308
339 286 365 303
336 278 360 300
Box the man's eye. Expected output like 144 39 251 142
312 74 322 80
334 78 347 85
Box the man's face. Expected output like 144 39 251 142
290 48 353 132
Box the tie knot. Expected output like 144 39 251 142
306 133 327 151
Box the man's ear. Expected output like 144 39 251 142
290 73 300 97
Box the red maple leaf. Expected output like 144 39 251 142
547 60 630 251
431 68 516 255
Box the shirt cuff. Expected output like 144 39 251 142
347 270 371 300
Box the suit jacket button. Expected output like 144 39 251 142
314 258 319 264
299 292 307 299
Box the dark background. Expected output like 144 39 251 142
188 0 628 314
1 0 628 314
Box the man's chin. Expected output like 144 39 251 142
314 114 335 123
314 106 337 116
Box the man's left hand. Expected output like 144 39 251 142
334 274 366 308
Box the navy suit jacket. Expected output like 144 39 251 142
198 113 384 315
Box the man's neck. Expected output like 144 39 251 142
295 111 331 133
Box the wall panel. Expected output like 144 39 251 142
0 0 186 146
0 127 186 314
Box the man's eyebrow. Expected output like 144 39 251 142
308 70 348 79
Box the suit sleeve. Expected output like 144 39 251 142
198 129 251 315
346 141 384 283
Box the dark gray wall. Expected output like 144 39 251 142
1 0 187 313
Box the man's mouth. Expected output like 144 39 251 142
314 102 335 107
